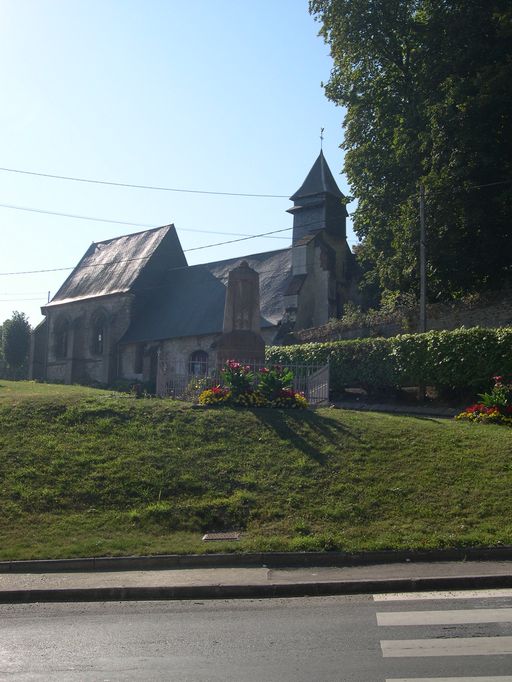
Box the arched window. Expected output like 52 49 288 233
91 312 107 356
54 317 69 359
189 350 208 376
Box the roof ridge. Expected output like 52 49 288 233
92 224 173 246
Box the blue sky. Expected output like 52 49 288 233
0 0 353 325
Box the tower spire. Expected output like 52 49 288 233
287 150 348 243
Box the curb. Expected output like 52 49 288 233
2 574 512 604
2 547 512 574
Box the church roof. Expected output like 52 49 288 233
45 225 184 307
120 248 292 344
290 150 344 201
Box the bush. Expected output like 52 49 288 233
266 327 512 397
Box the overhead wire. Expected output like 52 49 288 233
0 201 289 240
0 166 289 198
0 208 346 278
0 226 295 276
2 171 507 281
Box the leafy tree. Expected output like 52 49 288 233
309 0 512 302
2 311 31 372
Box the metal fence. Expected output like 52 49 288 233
156 354 330 406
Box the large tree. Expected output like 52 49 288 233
310 0 512 303
2 311 31 373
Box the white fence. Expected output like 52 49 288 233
156 354 330 406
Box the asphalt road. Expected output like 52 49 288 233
1 590 511 681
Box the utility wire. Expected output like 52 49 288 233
0 208 350 278
0 201 289 239
0 166 289 199
0 226 294 276
0 297 45 302
0 205 358 278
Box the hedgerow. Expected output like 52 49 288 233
266 327 512 396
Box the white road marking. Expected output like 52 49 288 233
377 607 512 626
381 635 512 657
386 677 512 681
374 589 512 602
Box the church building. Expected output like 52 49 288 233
30 152 359 387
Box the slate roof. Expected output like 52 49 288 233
45 225 182 307
121 248 292 344
290 150 344 201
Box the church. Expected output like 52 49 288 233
30 152 359 388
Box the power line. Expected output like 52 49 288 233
0 201 289 240
184 227 291 253
421 179 512 196
0 297 45 302
0 226 293 276
0 207 353 278
0 206 360 278
0 166 289 199
0 291 47 295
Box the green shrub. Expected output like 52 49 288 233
266 326 512 396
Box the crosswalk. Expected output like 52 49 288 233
374 589 512 682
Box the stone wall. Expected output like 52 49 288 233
294 290 512 343
44 294 134 385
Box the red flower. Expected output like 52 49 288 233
466 403 484 413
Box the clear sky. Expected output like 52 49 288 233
0 0 353 326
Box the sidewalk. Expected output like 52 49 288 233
1 560 511 603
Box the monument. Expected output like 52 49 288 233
215 261 265 366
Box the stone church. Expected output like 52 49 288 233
30 152 359 387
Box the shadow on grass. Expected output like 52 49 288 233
252 408 357 463
401 414 446 423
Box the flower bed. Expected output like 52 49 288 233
198 361 307 409
456 375 512 426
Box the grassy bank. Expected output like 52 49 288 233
0 381 510 560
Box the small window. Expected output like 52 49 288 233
134 343 144 374
189 350 208 376
93 326 103 355
91 312 107 356
54 319 69 359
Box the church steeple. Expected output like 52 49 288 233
287 150 348 243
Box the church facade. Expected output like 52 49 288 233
30 152 359 387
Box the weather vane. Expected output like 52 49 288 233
320 127 325 149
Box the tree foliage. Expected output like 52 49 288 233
309 0 512 302
2 311 31 370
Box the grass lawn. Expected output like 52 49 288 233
0 380 510 560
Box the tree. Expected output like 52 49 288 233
309 0 512 303
2 311 31 373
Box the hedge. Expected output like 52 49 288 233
266 327 512 396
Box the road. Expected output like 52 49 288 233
0 590 511 681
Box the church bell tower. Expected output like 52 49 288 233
280 151 354 332
286 149 348 243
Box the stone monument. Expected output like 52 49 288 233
215 261 265 366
